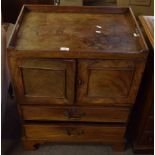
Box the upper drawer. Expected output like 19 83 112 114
21 106 130 123
13 59 75 105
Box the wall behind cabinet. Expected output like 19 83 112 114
118 0 154 16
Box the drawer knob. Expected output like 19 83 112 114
64 129 85 136
64 109 86 120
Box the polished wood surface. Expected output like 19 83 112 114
7 5 148 152
21 106 130 122
24 124 126 141
12 59 75 105
129 16 154 154
139 16 154 47
77 60 145 106
8 5 148 55
15 12 141 52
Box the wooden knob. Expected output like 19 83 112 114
64 129 85 136
64 109 86 120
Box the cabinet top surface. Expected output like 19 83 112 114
9 5 147 54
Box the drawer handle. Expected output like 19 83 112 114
64 110 86 120
64 129 85 136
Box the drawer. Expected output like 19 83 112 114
24 124 126 142
21 106 130 123
145 117 154 130
139 131 154 146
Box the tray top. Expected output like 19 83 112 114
14 8 142 53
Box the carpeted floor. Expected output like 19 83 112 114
9 143 135 155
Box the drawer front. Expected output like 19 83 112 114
24 124 126 142
21 106 130 123
77 60 145 106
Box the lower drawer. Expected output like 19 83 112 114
24 124 126 142
21 106 130 123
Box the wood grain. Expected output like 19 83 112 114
7 5 148 57
130 15 154 154
139 16 154 48
77 59 145 106
24 124 126 142
12 58 75 105
21 106 130 123
7 5 149 152
15 11 141 52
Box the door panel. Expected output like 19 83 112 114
77 60 144 106
15 59 75 105
22 68 66 98
88 69 133 98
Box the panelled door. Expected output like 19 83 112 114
13 58 75 105
77 59 145 106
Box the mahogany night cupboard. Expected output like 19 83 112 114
7 5 148 151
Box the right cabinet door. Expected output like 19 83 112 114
77 60 145 106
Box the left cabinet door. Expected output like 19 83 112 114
11 58 75 105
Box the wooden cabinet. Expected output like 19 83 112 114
130 16 154 154
7 5 148 151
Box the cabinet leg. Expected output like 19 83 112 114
112 142 126 152
22 140 41 150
